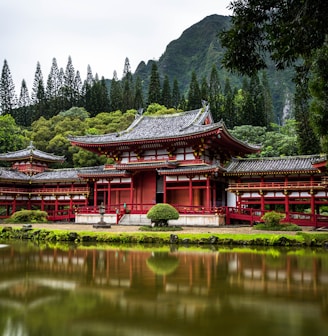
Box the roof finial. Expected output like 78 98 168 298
27 141 35 150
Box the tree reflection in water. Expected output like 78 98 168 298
0 243 327 336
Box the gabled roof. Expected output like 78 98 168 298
0 142 65 163
68 105 260 157
68 106 216 145
225 155 325 175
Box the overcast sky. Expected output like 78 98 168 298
1 0 232 91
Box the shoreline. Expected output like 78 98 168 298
1 223 327 248
0 222 310 235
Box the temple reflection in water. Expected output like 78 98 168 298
0 244 328 336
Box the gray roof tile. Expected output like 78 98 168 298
0 142 64 162
0 168 30 181
69 107 220 144
225 155 326 174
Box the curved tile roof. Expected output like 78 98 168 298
0 168 30 181
31 168 82 182
0 142 65 162
68 107 220 144
225 155 325 175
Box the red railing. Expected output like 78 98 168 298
47 209 76 222
77 203 219 215
0 187 89 195
227 181 325 191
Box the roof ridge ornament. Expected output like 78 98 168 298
27 141 35 150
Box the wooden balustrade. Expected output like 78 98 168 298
227 181 326 192
0 187 89 195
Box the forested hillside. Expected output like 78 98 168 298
133 14 295 122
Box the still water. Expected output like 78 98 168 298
0 242 327 336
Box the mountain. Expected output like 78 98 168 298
133 14 295 121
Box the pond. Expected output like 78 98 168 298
0 242 328 336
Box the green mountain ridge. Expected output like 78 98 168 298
132 14 295 121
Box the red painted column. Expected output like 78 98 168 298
260 191 265 212
129 177 134 210
206 176 210 210
284 191 290 222
13 197 17 214
189 177 193 208
163 176 167 203
41 196 44 211
55 196 58 215
212 180 217 209
310 176 316 216
94 180 98 207
107 180 111 211
310 192 315 213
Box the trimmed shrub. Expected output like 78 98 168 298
261 211 285 228
146 203 179 227
5 210 48 223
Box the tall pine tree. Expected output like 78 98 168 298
187 71 201 110
171 78 181 109
31 61 46 121
147 62 161 105
294 65 320 154
16 79 32 126
109 70 123 111
62 56 76 109
46 57 61 118
222 78 235 128
122 58 134 112
134 76 144 110
0 60 17 115
161 75 171 108
208 65 221 121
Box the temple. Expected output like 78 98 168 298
0 105 327 227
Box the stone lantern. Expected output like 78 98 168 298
93 202 111 228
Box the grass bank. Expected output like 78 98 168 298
1 225 328 248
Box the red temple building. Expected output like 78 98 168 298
0 106 327 227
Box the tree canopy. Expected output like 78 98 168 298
220 0 328 75
220 0 328 154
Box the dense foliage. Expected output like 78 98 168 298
5 209 48 223
220 0 328 154
146 203 180 227
261 211 285 228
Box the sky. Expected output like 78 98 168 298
0 0 232 91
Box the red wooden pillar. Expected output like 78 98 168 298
189 177 193 208
94 180 98 207
12 196 17 213
310 192 315 213
41 196 44 211
212 180 217 209
55 196 58 213
310 176 316 215
237 192 241 212
85 181 89 206
260 191 265 212
163 176 167 203
206 176 210 210
129 177 134 210
107 179 111 211
260 176 265 212
69 195 73 211
284 191 290 221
